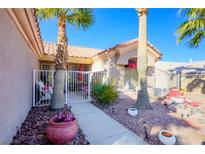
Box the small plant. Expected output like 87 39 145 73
52 112 75 123
92 82 119 105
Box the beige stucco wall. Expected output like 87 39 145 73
181 75 205 94
92 49 156 91
117 48 156 66
92 53 125 89
0 9 39 144
154 68 178 89
91 58 108 72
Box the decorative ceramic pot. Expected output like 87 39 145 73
158 130 176 145
46 119 78 144
128 108 138 117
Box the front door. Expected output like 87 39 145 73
124 67 138 90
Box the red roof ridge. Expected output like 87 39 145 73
94 38 162 58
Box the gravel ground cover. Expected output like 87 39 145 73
93 91 205 145
11 105 89 145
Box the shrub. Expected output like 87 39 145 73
92 82 119 105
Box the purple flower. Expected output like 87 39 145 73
52 112 75 123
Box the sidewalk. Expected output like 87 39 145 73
70 102 148 145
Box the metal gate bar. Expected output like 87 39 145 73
33 70 55 107
33 70 106 107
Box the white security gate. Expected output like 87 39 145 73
33 70 55 107
66 71 91 103
33 70 106 107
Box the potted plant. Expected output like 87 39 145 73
46 112 78 144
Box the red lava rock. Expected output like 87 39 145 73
32 125 37 129
13 139 21 145
36 134 44 140
38 126 44 131
167 104 177 112
25 126 29 130
10 105 89 145
28 131 33 136
19 136 27 142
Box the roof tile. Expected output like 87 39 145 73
43 42 103 58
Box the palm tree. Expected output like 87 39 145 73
177 8 205 48
135 8 152 110
36 9 94 110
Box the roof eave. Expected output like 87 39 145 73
6 8 44 58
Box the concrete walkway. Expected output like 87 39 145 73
70 102 147 145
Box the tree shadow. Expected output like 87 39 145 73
103 91 205 145
186 76 205 94
168 65 205 94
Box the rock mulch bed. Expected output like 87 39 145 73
95 92 205 145
10 105 89 145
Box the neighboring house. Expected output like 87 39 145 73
155 61 205 94
154 61 186 91
0 8 161 144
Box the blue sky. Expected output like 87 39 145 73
39 8 205 62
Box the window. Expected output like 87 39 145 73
41 64 51 70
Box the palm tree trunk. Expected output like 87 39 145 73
50 14 68 110
135 9 152 110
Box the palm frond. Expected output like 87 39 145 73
36 8 94 30
189 30 205 48
177 8 205 48
35 8 66 20
67 8 94 30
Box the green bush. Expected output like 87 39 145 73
92 82 119 105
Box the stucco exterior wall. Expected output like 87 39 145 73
154 69 177 89
92 49 156 91
117 48 156 67
91 53 125 89
180 74 205 94
0 9 39 144
109 55 125 89
91 58 108 72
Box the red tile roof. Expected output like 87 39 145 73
96 38 162 58
43 42 103 58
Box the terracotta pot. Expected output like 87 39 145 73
46 119 78 144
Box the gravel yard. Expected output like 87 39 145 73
95 91 205 145
10 105 89 145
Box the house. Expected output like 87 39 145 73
0 8 43 144
155 60 205 94
0 8 161 144
41 39 161 90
